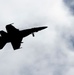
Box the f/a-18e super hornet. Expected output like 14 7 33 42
0 23 47 50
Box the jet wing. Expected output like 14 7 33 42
0 37 7 49
0 31 8 49
11 37 23 50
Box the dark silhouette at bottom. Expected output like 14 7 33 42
0 23 47 50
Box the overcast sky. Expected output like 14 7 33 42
0 0 74 75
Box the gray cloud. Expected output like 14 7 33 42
0 0 74 75
63 0 74 15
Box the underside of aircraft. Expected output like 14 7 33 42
0 23 47 50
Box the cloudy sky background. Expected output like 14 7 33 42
0 0 74 75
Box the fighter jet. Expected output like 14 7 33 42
0 23 47 50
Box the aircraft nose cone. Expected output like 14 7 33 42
42 26 48 29
38 26 48 31
44 26 47 29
